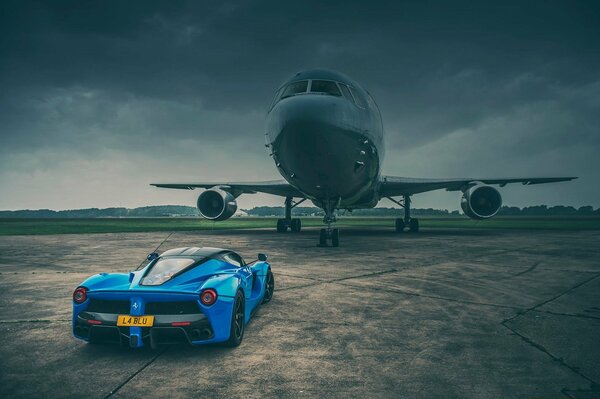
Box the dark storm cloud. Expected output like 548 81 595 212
0 0 599 209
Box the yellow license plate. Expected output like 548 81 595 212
117 315 154 327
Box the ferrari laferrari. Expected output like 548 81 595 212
72 247 274 348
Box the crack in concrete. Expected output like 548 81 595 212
531 309 600 321
502 321 598 387
513 260 542 277
327 268 399 283
517 273 600 317
104 347 168 398
501 272 600 388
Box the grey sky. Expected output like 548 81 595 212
1 1 599 211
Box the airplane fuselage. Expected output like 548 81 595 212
265 69 384 210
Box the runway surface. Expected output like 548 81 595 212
0 227 599 398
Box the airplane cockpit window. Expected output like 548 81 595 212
269 86 284 109
349 86 368 108
310 80 342 96
338 83 353 102
281 80 309 99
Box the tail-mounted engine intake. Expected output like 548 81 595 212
460 183 502 220
197 188 238 221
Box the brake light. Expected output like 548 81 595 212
73 287 88 304
200 289 217 306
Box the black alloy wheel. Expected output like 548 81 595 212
225 290 245 347
262 269 275 303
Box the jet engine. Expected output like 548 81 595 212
460 183 502 220
197 188 238 221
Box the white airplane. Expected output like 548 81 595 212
153 69 576 246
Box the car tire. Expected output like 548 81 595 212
262 269 275 304
225 290 245 347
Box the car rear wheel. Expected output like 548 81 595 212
262 269 275 304
225 290 245 347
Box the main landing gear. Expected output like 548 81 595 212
388 194 419 233
276 196 305 233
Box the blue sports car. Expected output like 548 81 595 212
72 247 274 348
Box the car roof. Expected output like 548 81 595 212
159 247 230 258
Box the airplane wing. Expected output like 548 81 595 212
151 180 304 198
378 176 578 197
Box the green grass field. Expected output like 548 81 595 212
0 216 599 236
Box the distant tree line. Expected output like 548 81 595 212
0 206 201 218
0 204 598 218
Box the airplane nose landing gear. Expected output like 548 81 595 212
317 199 340 247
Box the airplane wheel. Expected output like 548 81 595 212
276 219 287 233
319 229 327 246
291 218 301 232
331 229 340 247
395 218 405 233
409 218 419 233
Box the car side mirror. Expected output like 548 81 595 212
258 253 268 262
147 252 159 261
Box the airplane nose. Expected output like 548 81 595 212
266 95 376 199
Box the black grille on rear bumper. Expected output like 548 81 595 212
87 299 130 314
145 301 200 315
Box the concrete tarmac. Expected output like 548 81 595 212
0 227 599 398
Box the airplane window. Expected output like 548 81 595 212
281 80 308 99
339 83 353 101
310 80 342 96
349 86 368 108
269 86 284 109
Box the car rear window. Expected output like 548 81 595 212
140 257 197 286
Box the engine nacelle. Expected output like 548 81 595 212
461 184 502 220
197 188 238 221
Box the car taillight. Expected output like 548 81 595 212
73 287 88 304
200 289 217 306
